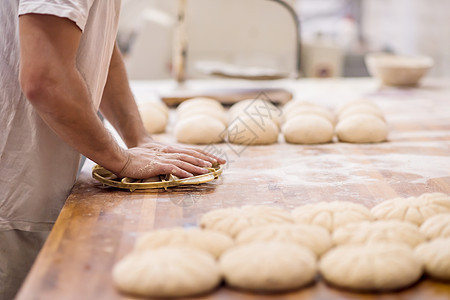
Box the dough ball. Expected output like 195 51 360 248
199 205 293 238
282 100 316 112
332 220 425 247
231 99 282 127
282 115 334 144
178 107 228 126
220 242 317 291
236 224 332 256
177 97 224 114
228 99 253 119
292 201 372 232
338 104 385 122
227 115 279 145
138 100 169 118
336 99 379 115
135 227 234 259
283 106 335 125
113 247 221 298
371 193 450 226
415 238 450 281
419 213 450 239
174 115 225 144
320 243 423 291
139 103 169 134
336 114 388 143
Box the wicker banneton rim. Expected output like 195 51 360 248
92 164 223 192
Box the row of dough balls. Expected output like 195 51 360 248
281 99 389 144
138 100 169 134
174 97 282 145
174 98 228 144
112 192 450 298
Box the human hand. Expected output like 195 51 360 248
116 143 225 179
137 140 227 166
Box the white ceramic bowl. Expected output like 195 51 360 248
365 53 434 86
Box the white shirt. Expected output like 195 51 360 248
0 0 121 231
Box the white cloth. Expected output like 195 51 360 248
0 0 121 231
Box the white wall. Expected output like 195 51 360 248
362 0 450 77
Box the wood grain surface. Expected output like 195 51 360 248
17 78 450 300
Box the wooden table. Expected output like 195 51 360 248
17 78 450 300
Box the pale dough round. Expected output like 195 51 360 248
332 220 425 247
371 193 450 226
282 115 334 144
415 238 450 281
282 100 316 112
138 100 169 118
336 99 379 115
228 99 253 119
292 201 372 232
336 114 388 143
420 213 450 239
231 99 282 127
135 227 234 259
177 97 224 114
139 104 168 134
283 106 335 125
178 108 228 126
220 242 317 291
113 247 221 298
338 104 385 122
199 205 293 238
319 243 423 291
174 115 225 144
227 115 279 145
235 224 332 256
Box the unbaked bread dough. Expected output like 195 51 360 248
336 99 379 115
319 243 423 291
227 115 279 145
138 100 169 118
419 213 450 239
231 99 282 127
199 205 293 238
336 114 388 143
414 238 450 281
174 115 225 144
338 104 385 122
139 103 169 134
177 97 224 114
282 100 316 112
135 227 234 259
228 99 253 119
113 247 221 298
282 115 334 144
178 107 228 126
283 106 335 125
220 242 316 291
332 220 425 247
235 224 332 256
292 201 372 232
371 193 450 226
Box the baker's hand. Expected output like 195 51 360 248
116 146 217 179
136 141 227 166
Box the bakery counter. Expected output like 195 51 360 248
16 78 450 299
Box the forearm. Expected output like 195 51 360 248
27 69 127 174
100 44 151 148
19 15 127 175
